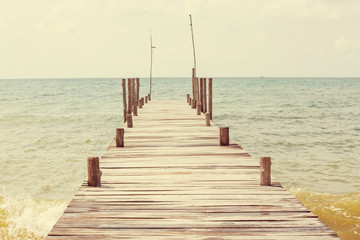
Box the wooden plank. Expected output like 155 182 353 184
46 101 339 239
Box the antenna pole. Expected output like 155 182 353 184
189 14 196 77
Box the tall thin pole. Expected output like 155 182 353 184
150 30 155 98
189 14 196 77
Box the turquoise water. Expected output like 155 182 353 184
0 78 359 239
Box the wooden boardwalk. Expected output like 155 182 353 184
47 101 339 239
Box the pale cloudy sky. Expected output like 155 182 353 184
1 0 359 78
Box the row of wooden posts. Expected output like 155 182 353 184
87 76 272 188
189 68 213 120
188 71 272 187
87 78 151 187
121 78 151 128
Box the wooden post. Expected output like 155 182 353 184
196 104 201 115
191 99 196 109
136 78 140 105
192 68 195 100
194 77 199 107
141 97 144 106
187 94 190 103
148 93 151 101
219 127 229 146
209 78 212 120
200 78 204 113
204 78 207 114
132 105 137 116
132 79 136 109
115 128 124 147
260 157 272 186
87 157 101 187
188 97 192 106
127 78 132 114
126 114 133 128
122 79 127 121
138 99 142 108
205 112 210 126
145 96 148 103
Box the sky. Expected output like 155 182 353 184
1 0 360 78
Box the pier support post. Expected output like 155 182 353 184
200 78 204 113
191 99 196 109
145 96 148 103
136 78 140 105
205 112 210 126
260 157 272 186
196 104 201 115
127 79 132 114
132 105 138 116
148 93 151 101
141 98 144 106
122 79 127 121
116 128 124 147
138 99 142 108
188 97 192 106
209 78 212 120
126 114 133 128
87 157 102 187
219 127 229 146
187 94 190 104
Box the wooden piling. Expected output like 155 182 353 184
192 68 195 100
138 99 142 108
148 93 151 101
141 97 144 106
194 77 199 107
132 105 138 116
205 112 210 126
219 127 229 146
115 128 124 147
196 104 201 115
136 78 140 105
191 99 196 109
187 94 190 104
200 78 204 113
122 79 127 121
145 96 148 103
132 79 136 108
209 78 212 120
87 157 101 187
127 79 132 114
188 97 192 106
203 78 207 114
126 114 133 128
260 156 272 186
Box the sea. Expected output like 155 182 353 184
0 77 359 239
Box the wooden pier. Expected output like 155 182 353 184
47 99 339 239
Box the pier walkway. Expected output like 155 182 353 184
47 100 339 239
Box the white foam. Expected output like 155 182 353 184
1 194 69 238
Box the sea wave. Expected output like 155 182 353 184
290 188 360 239
0 194 69 240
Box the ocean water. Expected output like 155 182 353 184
0 78 359 239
